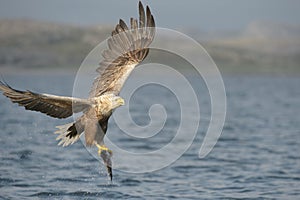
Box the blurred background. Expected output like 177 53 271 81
1 1 300 199
0 0 299 74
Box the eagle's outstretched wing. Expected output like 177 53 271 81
0 81 91 119
89 1 155 97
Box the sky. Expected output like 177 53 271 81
0 0 299 31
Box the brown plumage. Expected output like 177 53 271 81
0 82 91 119
0 1 155 181
90 1 155 97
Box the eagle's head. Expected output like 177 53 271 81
111 95 125 109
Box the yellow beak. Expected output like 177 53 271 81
118 98 125 106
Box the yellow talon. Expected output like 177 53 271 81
96 143 112 155
95 143 113 180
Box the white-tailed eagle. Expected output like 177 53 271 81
0 1 155 180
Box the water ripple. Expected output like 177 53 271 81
1 75 300 199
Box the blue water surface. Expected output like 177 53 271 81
0 73 299 199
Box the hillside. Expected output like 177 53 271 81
0 19 299 74
202 21 300 74
0 19 112 70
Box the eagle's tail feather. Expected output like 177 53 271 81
55 119 84 147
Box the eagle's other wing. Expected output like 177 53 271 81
89 1 155 97
0 81 91 119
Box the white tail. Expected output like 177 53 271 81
55 123 81 147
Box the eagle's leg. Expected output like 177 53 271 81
96 143 111 153
95 143 113 181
